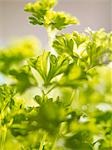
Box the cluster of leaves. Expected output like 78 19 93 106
0 37 40 93
0 37 39 74
24 0 79 30
0 0 112 150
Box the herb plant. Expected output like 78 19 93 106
0 0 112 150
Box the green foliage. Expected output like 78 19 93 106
29 52 69 84
36 99 66 134
0 37 39 74
0 0 112 150
9 65 37 93
86 29 112 67
53 33 75 56
24 0 79 30
53 29 112 69
44 11 79 30
0 84 16 113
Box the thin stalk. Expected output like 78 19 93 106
39 133 47 150
45 84 57 95
75 89 80 107
51 128 59 150
51 137 57 150
47 27 58 54
71 89 80 108
69 89 76 106
1 100 9 113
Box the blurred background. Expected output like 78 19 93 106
0 0 112 47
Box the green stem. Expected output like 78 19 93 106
71 89 80 109
51 133 58 150
75 89 80 107
0 126 7 150
39 133 47 150
47 27 58 53
51 126 61 150
1 100 10 113
45 84 57 95
69 89 76 105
